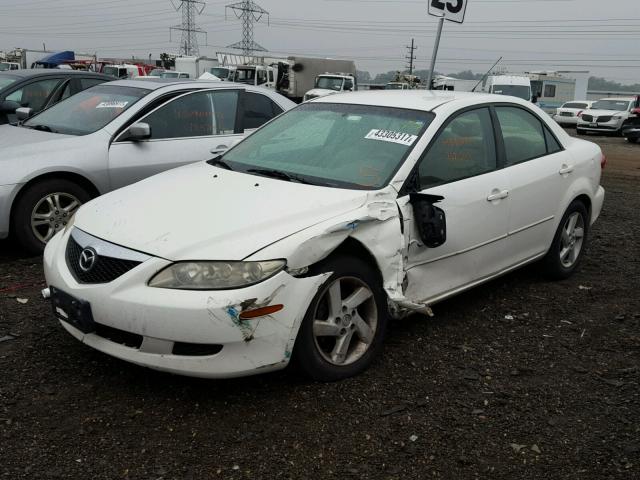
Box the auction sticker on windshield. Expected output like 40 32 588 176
96 101 129 109
365 129 418 146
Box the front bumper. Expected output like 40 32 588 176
43 229 328 378
553 115 579 126
622 127 640 140
577 119 624 132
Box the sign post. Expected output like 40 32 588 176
426 0 469 89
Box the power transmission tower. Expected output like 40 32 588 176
169 0 207 56
405 39 417 75
225 1 269 55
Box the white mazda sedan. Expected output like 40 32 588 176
43 91 605 381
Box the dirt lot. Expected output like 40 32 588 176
1 133 638 479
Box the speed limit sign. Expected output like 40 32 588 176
428 0 468 24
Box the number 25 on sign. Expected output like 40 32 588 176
428 0 468 24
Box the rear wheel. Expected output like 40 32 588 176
12 179 91 254
626 136 639 144
293 255 388 381
541 200 589 280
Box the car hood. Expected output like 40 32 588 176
0 124 76 161
74 161 370 261
307 88 338 98
582 109 627 117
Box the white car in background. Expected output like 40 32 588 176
44 91 605 381
577 96 640 135
553 101 593 127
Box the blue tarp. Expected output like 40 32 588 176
35 51 75 67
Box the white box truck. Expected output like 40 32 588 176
174 56 219 79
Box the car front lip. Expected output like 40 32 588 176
43 229 329 378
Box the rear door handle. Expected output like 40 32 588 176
487 190 509 202
559 164 574 175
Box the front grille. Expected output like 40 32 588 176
560 112 574 117
597 116 612 123
94 322 143 349
582 114 594 122
66 235 141 284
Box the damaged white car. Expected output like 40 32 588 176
43 91 605 381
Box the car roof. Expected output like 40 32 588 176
312 90 512 112
0 69 111 79
597 97 635 101
107 78 258 91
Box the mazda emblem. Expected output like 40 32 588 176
79 247 98 272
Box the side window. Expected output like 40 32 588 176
268 70 274 83
344 79 354 91
257 70 267 85
418 107 497 189
212 90 239 134
242 92 281 130
144 91 215 140
496 106 548 166
6 79 61 111
58 80 74 101
544 84 556 97
80 78 106 90
544 127 562 154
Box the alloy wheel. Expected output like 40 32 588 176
559 212 585 268
30 192 81 243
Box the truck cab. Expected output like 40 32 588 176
232 65 276 90
103 64 146 79
0 62 20 71
484 75 532 101
303 74 357 101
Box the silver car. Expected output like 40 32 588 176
0 79 295 253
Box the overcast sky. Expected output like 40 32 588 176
1 0 639 84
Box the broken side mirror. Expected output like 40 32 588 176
15 107 34 121
409 193 447 248
0 100 20 113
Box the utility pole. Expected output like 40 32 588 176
169 0 207 56
405 38 416 76
226 1 269 56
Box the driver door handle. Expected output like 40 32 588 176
487 190 509 202
559 164 574 175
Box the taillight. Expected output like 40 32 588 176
600 153 607 170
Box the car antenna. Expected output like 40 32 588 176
471 56 503 93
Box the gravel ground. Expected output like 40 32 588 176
0 133 638 479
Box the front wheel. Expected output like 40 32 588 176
293 255 388 381
541 200 589 280
12 179 91 254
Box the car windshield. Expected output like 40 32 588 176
491 85 531 101
210 67 229 79
0 63 14 72
316 77 344 91
219 103 434 190
0 74 17 89
386 83 406 90
149 69 165 76
161 71 180 78
22 84 150 135
591 100 632 111
103 66 123 78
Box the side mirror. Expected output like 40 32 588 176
0 100 21 113
16 107 34 121
125 122 151 141
409 193 447 248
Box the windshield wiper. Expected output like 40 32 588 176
247 168 316 185
24 124 57 133
207 157 233 170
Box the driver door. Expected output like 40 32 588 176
399 107 511 304
108 89 244 190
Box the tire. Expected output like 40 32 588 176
541 200 589 280
626 136 639 144
11 178 91 255
292 254 388 382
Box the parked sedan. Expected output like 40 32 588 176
576 96 640 135
552 100 593 127
0 69 112 125
43 91 605 381
0 79 295 253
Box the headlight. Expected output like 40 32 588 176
148 260 286 290
612 116 621 120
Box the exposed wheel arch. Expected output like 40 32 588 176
318 237 384 283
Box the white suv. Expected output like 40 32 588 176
577 96 640 135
